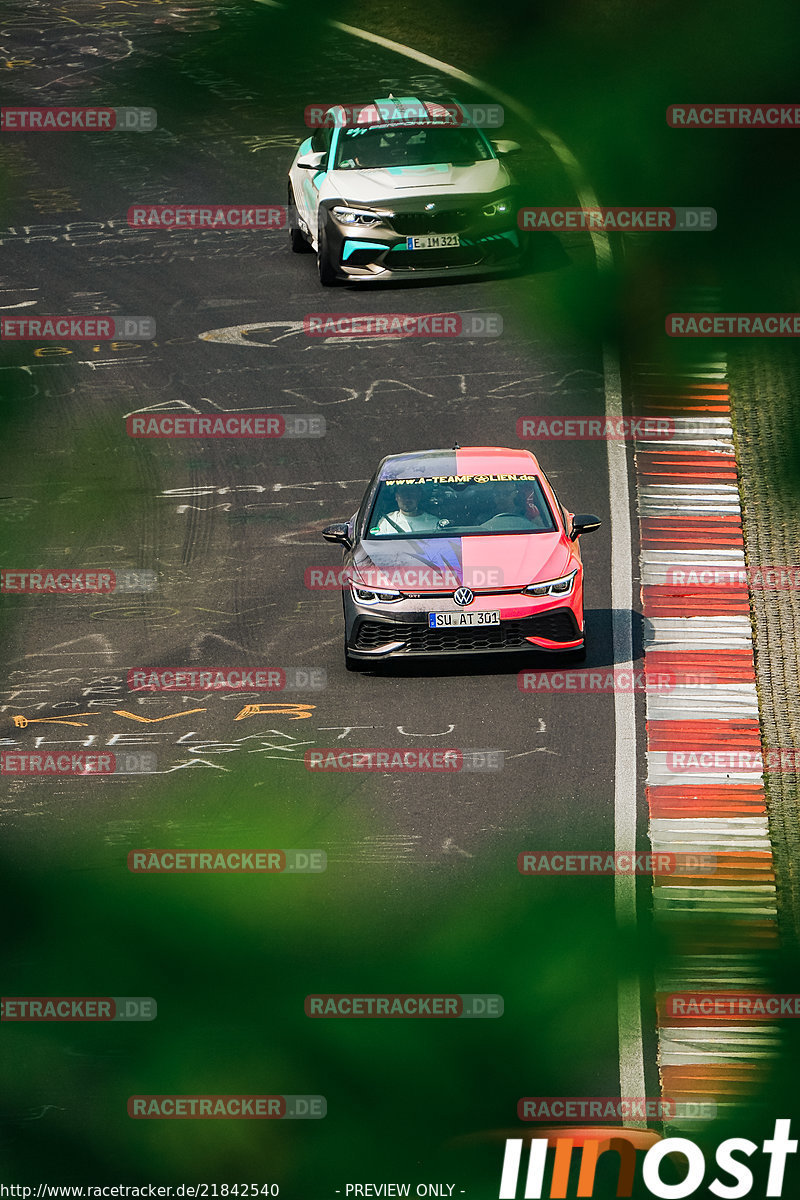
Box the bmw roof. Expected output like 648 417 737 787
320 97 476 130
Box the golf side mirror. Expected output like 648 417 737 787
570 514 602 541
322 522 352 547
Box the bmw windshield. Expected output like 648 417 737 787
333 124 494 170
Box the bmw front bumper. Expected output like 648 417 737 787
323 200 522 282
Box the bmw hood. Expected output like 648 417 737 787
351 534 572 592
326 159 511 206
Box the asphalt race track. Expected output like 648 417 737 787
0 1 698 1193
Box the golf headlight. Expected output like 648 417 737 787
352 584 403 604
332 206 385 227
482 194 514 218
524 569 577 597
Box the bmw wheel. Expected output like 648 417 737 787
288 184 312 253
317 217 338 286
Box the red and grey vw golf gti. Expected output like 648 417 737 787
322 447 601 671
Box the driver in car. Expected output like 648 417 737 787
480 481 543 528
344 130 413 170
375 483 440 534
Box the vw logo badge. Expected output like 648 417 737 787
453 587 474 607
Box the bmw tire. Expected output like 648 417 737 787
317 216 338 286
288 184 312 253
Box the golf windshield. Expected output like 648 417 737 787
367 475 556 538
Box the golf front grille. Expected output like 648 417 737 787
353 609 580 653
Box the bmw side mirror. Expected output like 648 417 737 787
490 139 521 156
323 522 352 547
570 514 602 541
297 151 326 170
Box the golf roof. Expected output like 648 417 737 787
378 447 540 481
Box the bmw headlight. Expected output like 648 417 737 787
524 569 577 597
482 194 514 218
352 585 403 604
332 206 386 228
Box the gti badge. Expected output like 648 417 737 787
453 587 474 607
